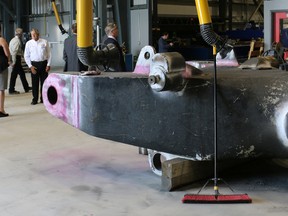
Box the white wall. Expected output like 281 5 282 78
130 9 150 58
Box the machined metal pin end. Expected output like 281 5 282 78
148 75 160 85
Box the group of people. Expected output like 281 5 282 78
0 21 174 118
0 22 127 118
0 26 51 117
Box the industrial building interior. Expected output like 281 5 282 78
2 0 288 215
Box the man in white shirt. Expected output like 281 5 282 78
9 28 31 94
24 28 51 105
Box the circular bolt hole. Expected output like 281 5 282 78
47 86 58 105
152 153 162 172
144 52 150 60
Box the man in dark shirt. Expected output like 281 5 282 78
103 23 126 72
158 32 173 53
63 23 88 72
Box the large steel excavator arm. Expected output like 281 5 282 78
42 0 288 161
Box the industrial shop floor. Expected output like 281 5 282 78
1 71 288 216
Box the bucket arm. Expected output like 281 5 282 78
42 0 288 160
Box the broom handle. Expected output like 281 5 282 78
213 46 219 195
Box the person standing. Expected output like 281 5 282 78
158 32 173 53
24 28 51 105
0 25 11 117
104 23 126 72
9 28 32 94
63 23 88 72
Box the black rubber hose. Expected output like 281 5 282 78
200 24 226 51
200 24 233 59
77 44 120 70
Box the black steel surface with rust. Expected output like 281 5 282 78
47 68 288 160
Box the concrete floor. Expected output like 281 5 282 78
1 72 288 216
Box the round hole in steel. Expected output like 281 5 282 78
144 52 150 60
47 86 58 105
152 153 162 172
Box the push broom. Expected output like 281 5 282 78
182 46 252 204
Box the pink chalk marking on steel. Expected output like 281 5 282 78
43 73 80 128
133 65 150 75
132 46 156 75
71 75 80 128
